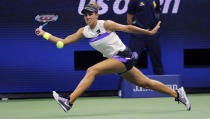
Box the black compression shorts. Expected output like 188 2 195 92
112 48 138 74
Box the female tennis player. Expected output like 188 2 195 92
35 2 191 112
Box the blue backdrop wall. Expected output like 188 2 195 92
0 0 210 93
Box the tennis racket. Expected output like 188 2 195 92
35 14 58 34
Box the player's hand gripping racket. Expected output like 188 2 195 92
35 14 58 35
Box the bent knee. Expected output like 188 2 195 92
86 66 100 76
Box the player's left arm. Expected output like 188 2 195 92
104 20 161 35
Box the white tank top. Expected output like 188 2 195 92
83 20 126 58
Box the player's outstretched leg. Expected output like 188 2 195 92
53 91 73 112
175 87 191 111
121 67 191 111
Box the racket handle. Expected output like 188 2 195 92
36 22 48 34
36 26 42 34
39 22 48 29
39 25 43 29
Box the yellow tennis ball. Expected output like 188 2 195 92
56 41 64 48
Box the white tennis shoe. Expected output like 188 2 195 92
175 87 191 111
53 91 72 112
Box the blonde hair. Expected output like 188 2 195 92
88 1 99 10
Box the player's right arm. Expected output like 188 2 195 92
35 27 84 45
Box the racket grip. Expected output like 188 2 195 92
39 25 43 29
38 23 48 29
35 25 42 34
36 22 48 34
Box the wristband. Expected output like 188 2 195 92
43 32 51 40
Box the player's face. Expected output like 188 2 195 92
84 12 98 26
